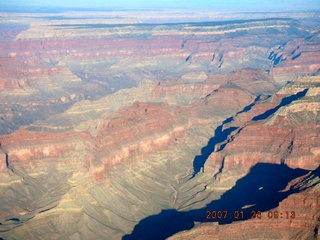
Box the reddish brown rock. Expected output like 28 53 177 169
0 11 319 240
0 127 92 172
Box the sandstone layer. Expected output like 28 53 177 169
0 13 319 134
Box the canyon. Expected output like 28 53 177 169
0 9 319 240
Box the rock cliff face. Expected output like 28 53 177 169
0 10 319 240
168 76 320 240
1 13 320 135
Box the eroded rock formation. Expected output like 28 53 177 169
0 10 319 240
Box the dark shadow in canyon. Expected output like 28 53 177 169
236 95 261 115
192 125 237 176
192 95 262 176
252 88 308 121
123 163 318 240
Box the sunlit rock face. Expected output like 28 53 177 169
1 13 320 135
0 10 319 240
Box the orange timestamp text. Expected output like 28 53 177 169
206 210 296 220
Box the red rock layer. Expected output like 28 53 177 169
0 127 92 172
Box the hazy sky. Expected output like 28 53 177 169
1 0 320 11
